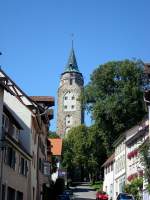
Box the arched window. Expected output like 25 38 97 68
65 127 71 134
65 115 73 126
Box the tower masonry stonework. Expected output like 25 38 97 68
57 47 84 137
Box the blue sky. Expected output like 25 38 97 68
0 0 150 131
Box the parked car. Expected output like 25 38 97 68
96 191 109 200
57 189 74 200
116 193 134 200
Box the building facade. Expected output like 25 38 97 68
0 69 54 200
113 135 126 200
102 118 149 200
102 153 115 200
57 47 84 137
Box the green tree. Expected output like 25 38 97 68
48 131 60 138
125 178 143 200
62 125 88 181
83 59 145 153
140 141 150 192
86 125 107 182
62 125 107 182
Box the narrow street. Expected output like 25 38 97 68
72 183 96 200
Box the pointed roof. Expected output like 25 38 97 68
64 47 80 73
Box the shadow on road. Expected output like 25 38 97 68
74 198 95 200
73 188 96 193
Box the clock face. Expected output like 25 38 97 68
63 92 77 111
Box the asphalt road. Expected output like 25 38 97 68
72 183 96 200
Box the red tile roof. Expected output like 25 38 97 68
48 138 62 156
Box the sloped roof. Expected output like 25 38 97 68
63 47 80 74
102 153 115 167
30 96 54 107
48 138 62 156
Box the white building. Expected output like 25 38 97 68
125 119 148 184
0 69 54 200
113 134 126 200
102 153 115 200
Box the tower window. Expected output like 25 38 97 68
70 79 73 85
64 96 68 100
64 105 67 110
71 105 75 109
68 121 70 124
72 96 75 100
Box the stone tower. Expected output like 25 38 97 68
57 47 84 137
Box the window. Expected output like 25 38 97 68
39 158 44 172
16 191 23 200
66 127 71 134
64 105 67 110
72 96 75 100
70 79 73 85
34 133 36 144
12 125 20 141
111 163 113 171
7 187 15 200
20 157 28 176
71 105 74 109
108 165 110 173
6 147 16 169
2 114 9 132
32 152 36 168
2 184 6 200
66 115 72 126
64 96 68 100
33 187 35 200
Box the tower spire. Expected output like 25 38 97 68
64 37 80 73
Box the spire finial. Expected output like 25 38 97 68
71 33 74 49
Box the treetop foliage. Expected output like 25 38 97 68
83 59 146 152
